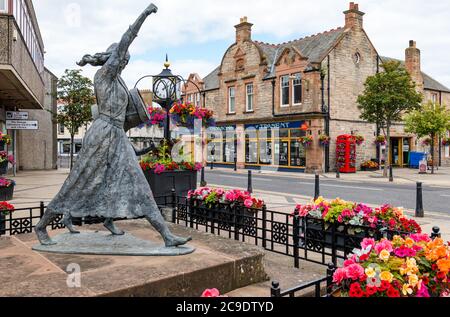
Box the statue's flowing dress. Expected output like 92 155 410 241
46 68 158 219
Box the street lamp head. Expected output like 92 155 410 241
153 56 178 103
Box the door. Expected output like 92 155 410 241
390 138 401 166
403 138 411 166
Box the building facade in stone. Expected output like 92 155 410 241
0 0 57 172
184 2 450 172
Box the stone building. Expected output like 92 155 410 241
184 2 450 172
0 0 57 172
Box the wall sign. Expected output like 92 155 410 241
245 121 305 130
6 111 29 120
6 120 39 130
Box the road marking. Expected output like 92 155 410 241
210 174 382 191
441 195 450 197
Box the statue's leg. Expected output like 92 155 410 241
35 210 60 246
145 201 191 247
62 214 80 234
104 218 125 236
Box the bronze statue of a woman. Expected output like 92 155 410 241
35 3 191 248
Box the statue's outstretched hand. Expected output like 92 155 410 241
145 3 158 15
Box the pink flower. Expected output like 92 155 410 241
225 191 238 202
215 189 224 196
343 259 356 267
410 234 431 243
244 199 253 208
361 238 376 252
201 288 221 297
416 285 430 298
333 268 347 284
374 239 393 255
345 264 365 281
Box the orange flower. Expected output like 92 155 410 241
437 258 450 274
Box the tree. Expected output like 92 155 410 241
405 102 450 174
357 61 423 177
54 69 95 170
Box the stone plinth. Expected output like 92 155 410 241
0 220 267 297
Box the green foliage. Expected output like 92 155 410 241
323 201 354 223
54 69 95 136
405 102 450 138
357 61 423 128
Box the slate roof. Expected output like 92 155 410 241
203 66 220 91
381 56 450 93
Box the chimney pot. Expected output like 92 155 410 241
409 40 416 48
344 2 364 29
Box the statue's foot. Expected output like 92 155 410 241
62 216 80 234
164 234 192 248
104 219 125 236
34 226 57 246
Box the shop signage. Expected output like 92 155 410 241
6 120 39 130
245 121 305 130
208 125 236 132
6 111 29 120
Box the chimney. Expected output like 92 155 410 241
405 40 424 92
344 2 365 29
235 17 253 43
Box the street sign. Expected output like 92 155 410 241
6 120 39 130
6 111 29 120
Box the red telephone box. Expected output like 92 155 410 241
336 135 357 173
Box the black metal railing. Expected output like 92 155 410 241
270 263 336 297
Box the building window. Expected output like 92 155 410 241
0 0 7 13
196 93 201 107
280 75 290 107
354 52 361 64
228 87 236 114
58 124 65 135
432 93 438 104
246 83 254 112
292 73 302 105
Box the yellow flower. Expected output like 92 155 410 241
406 258 418 270
402 284 413 296
365 267 377 279
314 196 325 205
380 271 394 283
408 275 419 287
379 250 390 262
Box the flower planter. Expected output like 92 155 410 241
143 169 198 200
189 200 256 229
361 166 378 172
302 218 367 252
0 161 8 175
0 185 14 201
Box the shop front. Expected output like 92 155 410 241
244 121 307 171
389 137 412 168
206 125 237 167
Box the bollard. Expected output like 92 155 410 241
389 165 394 182
336 166 340 179
247 170 253 194
200 167 207 187
234 157 238 171
210 160 214 170
431 227 441 239
326 263 337 297
270 281 281 298
415 182 424 218
314 173 320 201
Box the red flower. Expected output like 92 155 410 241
349 283 364 298
201 288 220 297
436 272 446 280
387 287 400 298
365 285 378 296
422 276 430 285
378 280 391 292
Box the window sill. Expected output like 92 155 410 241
280 105 290 108
244 110 254 114
292 103 303 107
227 112 237 116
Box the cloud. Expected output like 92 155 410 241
33 0 450 88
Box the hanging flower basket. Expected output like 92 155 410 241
299 136 314 147
0 152 15 175
421 138 432 147
170 102 215 129
442 138 450 147
140 106 166 128
319 135 331 146
375 135 386 146
0 133 11 151
355 135 365 146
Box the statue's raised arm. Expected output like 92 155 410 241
104 4 158 76
116 4 158 62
